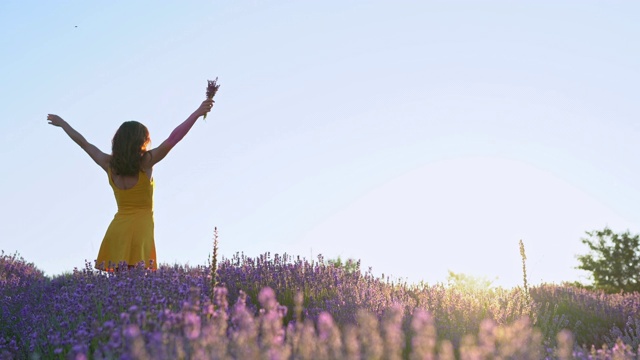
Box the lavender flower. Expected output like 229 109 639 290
3 249 640 358
203 78 220 120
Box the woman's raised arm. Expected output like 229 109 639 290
145 99 214 168
47 114 110 172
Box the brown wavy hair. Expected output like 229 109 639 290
110 121 151 176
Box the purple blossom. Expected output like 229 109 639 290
2 250 640 358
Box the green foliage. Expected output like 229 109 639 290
327 256 360 275
530 284 628 348
446 270 496 292
560 281 593 291
210 226 219 304
520 239 529 295
575 228 640 293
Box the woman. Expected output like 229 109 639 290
47 98 214 271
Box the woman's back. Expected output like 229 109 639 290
108 169 154 213
97 168 155 270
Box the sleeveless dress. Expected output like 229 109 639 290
95 168 157 271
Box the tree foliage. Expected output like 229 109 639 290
327 256 360 275
576 228 640 293
446 270 496 291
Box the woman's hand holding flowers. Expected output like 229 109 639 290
195 99 215 119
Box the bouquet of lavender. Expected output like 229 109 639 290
204 77 220 120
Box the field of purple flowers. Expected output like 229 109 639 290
2 249 640 359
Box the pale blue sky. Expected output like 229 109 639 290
1 1 638 287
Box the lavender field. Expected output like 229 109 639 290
2 249 640 359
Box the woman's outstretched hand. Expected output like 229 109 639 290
194 99 215 119
47 114 66 127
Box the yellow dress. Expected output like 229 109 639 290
95 168 156 271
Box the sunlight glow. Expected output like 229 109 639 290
302 156 634 288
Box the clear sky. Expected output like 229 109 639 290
1 1 639 288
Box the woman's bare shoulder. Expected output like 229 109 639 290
141 152 154 177
140 151 152 167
